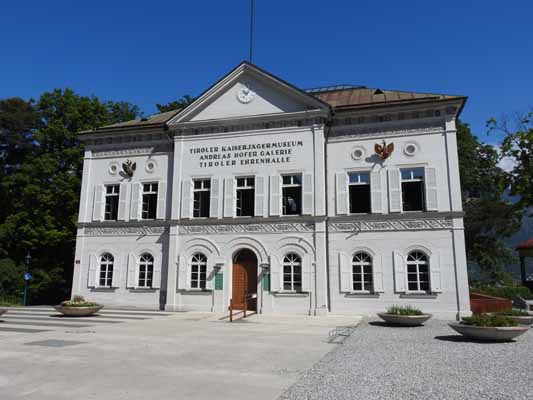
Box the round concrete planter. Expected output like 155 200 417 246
377 313 432 326
449 323 529 342
54 305 102 317
505 315 533 326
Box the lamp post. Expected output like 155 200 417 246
23 251 32 306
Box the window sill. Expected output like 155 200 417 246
273 291 309 297
400 293 438 299
90 287 117 292
128 288 157 292
344 292 381 298
180 289 213 294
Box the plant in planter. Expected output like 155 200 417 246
495 309 533 326
449 313 529 342
377 305 432 326
54 295 103 317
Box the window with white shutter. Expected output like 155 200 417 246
302 173 314 215
388 169 402 213
117 183 128 221
209 178 220 218
370 170 382 214
269 175 281 216
424 167 438 211
224 177 235 218
254 176 265 217
156 181 166 220
335 172 348 215
393 251 406 292
181 180 193 219
92 185 105 221
130 183 142 220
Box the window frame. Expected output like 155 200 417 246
406 250 430 293
192 178 211 219
281 174 303 216
235 176 255 217
190 253 208 290
104 184 120 221
400 167 426 212
351 251 374 293
347 171 371 214
282 253 303 292
141 182 159 220
138 253 154 288
99 253 114 288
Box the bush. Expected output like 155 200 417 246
60 296 99 307
470 284 532 300
462 314 518 327
497 309 530 317
386 305 423 316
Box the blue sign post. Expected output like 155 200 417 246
24 252 32 306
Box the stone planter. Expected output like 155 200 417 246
449 323 529 342
506 315 533 326
54 305 102 317
377 313 432 326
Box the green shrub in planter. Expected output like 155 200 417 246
462 314 518 327
497 309 530 317
470 284 532 300
60 295 99 307
386 305 424 316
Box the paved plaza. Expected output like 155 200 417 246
0 307 360 400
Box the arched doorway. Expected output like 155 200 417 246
232 249 258 311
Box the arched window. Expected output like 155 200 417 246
283 253 302 292
138 253 154 288
99 253 114 287
407 251 430 292
352 252 373 292
190 253 207 289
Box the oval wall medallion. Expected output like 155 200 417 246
351 146 365 161
108 162 119 175
403 142 419 156
145 159 157 173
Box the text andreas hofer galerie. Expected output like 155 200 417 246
190 140 304 168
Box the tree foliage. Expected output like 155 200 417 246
0 89 140 304
155 95 195 113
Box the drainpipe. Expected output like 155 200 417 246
324 113 333 312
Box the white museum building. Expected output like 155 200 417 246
71 62 471 318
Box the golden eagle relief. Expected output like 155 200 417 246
122 159 137 177
374 141 394 160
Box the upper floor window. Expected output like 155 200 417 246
104 185 120 221
406 251 430 292
190 253 207 289
348 172 371 214
283 253 302 292
193 179 210 218
282 174 302 216
236 177 255 217
401 168 425 211
138 253 154 288
142 183 158 219
99 253 114 287
352 252 373 291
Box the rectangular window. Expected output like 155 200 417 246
104 185 120 221
348 172 371 214
236 177 255 217
193 179 211 218
141 183 158 220
282 174 302 216
401 168 425 211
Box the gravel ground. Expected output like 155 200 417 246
279 319 533 400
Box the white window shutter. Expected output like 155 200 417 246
152 255 162 289
393 251 406 292
254 176 265 217
205 262 214 290
92 185 105 221
224 177 235 218
210 178 220 218
269 255 280 292
126 253 137 288
425 167 438 211
130 183 141 220
156 181 167 220
339 252 351 292
177 254 188 290
370 170 383 214
181 180 192 219
117 183 128 221
302 173 314 215
269 175 281 216
373 255 384 293
430 251 442 293
111 254 121 288
301 254 312 292
88 253 97 288
335 172 348 215
388 169 402 213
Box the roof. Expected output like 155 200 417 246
310 87 466 110
79 109 181 134
516 239 533 250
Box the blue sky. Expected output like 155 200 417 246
1 1 531 143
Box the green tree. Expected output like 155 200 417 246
456 120 522 283
155 95 195 113
0 89 140 304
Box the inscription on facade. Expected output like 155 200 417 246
178 222 315 234
329 218 453 232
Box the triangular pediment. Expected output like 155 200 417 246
168 62 329 125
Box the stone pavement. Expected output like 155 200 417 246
0 307 361 400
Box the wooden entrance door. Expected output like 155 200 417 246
232 249 257 311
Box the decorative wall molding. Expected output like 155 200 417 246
178 222 315 235
92 147 157 158
328 218 453 232
85 226 169 236
329 120 445 141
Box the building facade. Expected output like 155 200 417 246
71 62 471 318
